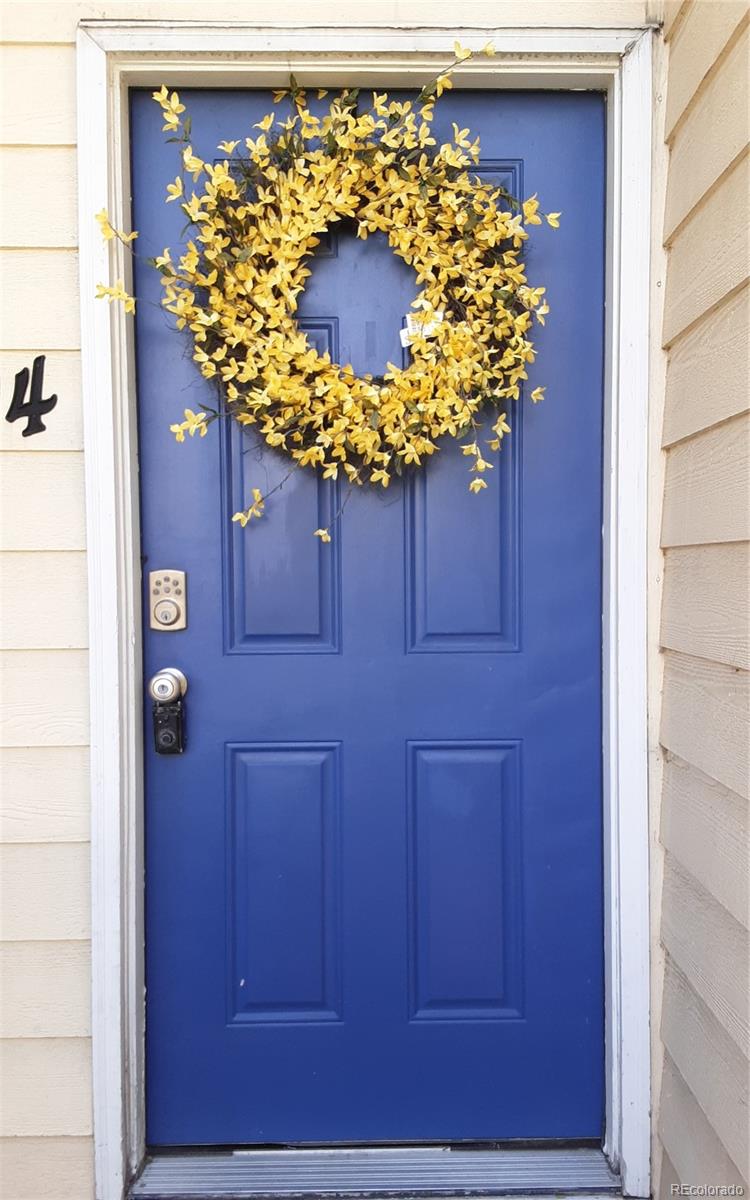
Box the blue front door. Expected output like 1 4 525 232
132 87 605 1146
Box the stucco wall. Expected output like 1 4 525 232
654 1 749 1194
0 3 744 1199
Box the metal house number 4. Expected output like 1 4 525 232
5 355 58 437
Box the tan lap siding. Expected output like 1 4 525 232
661 958 749 1177
664 0 749 139
659 1053 748 1189
661 411 750 547
661 152 749 346
663 27 749 239
0 941 91 1038
0 746 90 843
0 44 77 145
661 285 748 446
0 1039 92 1136
661 754 748 926
0 1 654 42
0 148 78 248
661 854 748 1052
0 24 93 1193
19 4 750 1199
661 543 750 670
656 0 750 1192
660 651 749 799
0 1137 94 1200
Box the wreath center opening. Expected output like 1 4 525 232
298 223 419 382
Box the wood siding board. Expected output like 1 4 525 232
0 1038 92 1136
659 38 749 1170
0 250 80 350
0 1136 94 1200
0 44 77 144
0 147 78 247
660 543 750 670
663 0 691 39
660 412 750 547
661 754 749 928
664 0 748 139
661 956 749 1177
0 842 90 940
0 940 91 1037
658 1150 681 1196
664 30 749 240
0 454 86 551
0 1 653 42
662 285 749 447
662 155 750 347
661 853 749 1052
659 1052 748 1188
0 746 89 843
0 649 89 747
660 650 749 798
0 552 88 649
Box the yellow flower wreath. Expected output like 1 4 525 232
97 45 560 539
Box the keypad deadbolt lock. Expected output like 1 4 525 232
149 570 187 630
148 668 188 755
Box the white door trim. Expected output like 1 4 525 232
77 23 654 1200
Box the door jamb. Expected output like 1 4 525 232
76 23 654 1200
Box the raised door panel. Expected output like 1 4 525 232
227 743 342 1023
407 741 522 1020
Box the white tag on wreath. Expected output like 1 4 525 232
400 310 445 346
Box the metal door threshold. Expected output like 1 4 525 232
130 1146 621 1199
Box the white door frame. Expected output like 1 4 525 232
77 21 654 1200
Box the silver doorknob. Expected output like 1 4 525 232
148 668 188 703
